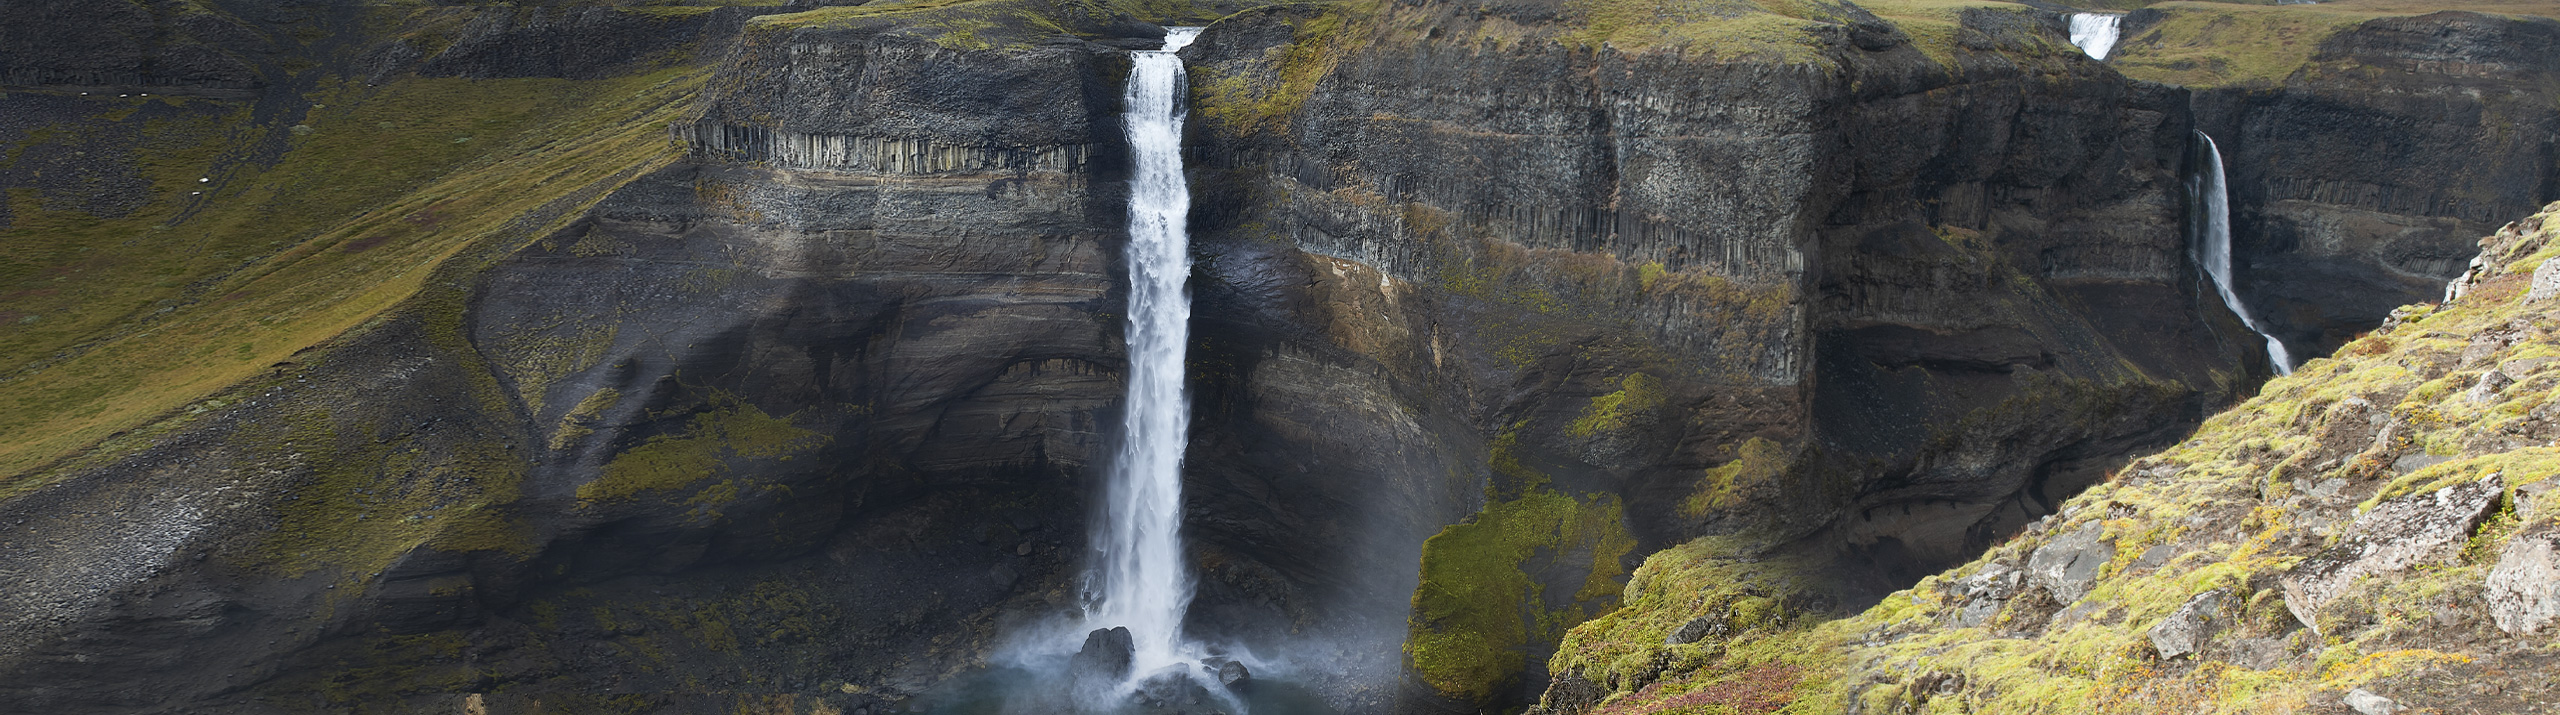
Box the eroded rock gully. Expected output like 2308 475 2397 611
0 0 2553 713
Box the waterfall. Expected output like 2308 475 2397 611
2069 13 2121 60
2191 132 2296 375
1086 26 1204 679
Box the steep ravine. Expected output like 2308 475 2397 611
0 0 2553 713
1528 200 2560 715
2112 3 2560 360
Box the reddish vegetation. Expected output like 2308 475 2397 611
1591 664 1801 715
405 201 454 228
338 235 393 253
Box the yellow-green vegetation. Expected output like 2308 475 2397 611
1407 484 1639 704
751 0 1239 49
1193 0 1374 136
251 409 535 580
1571 373 1669 438
550 387 624 450
2107 0 2560 87
1543 201 2560 713
1544 534 1832 704
1679 437 1788 516
1859 0 2076 67
578 392 829 503
0 66 710 486
259 629 483 711
2107 2 2392 87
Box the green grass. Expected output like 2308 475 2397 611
1407 485 1638 705
2108 1 2391 87
578 392 829 503
2106 0 2560 87
0 67 710 487
750 0 1240 48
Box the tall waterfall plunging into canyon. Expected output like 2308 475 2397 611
2192 132 2296 375
1087 25 1205 681
2069 13 2121 60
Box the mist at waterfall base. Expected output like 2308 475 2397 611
2068 13 2121 60
904 29 1341 715
2191 132 2297 375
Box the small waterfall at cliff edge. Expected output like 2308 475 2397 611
2192 132 2296 375
2068 13 2121 60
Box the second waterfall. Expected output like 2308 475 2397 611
1088 25 1204 682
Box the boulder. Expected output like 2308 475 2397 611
2282 475 2504 631
2485 524 2560 636
2465 369 2516 403
1665 608 1734 645
1950 563 2023 627
1068 627 1136 684
2147 589 2227 659
2027 521 2113 603
1214 658 1250 687
2526 256 2560 302
2344 688 2402 715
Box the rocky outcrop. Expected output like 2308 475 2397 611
2486 524 2560 635
2280 474 2504 632
2025 519 2112 604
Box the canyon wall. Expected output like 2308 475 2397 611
1 0 2554 713
2117 6 2560 358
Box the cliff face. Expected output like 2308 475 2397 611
1179 0 2257 706
1529 201 2560 715
0 1 1150 712
2113 4 2560 359
3 0 2551 713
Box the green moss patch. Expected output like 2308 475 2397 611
579 392 829 503
2107 2 2390 87
1407 486 1638 705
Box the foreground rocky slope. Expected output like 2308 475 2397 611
1535 201 2560 714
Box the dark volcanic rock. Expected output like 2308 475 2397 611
1182 0 2256 707
1070 626 1137 682
2192 11 2560 356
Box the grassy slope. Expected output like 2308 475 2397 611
1544 201 2560 714
0 21 715 486
2107 0 2560 87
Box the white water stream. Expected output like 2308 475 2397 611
2192 132 2296 375
2069 13 2121 60
1085 26 1205 680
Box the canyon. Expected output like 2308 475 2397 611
0 0 2554 713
